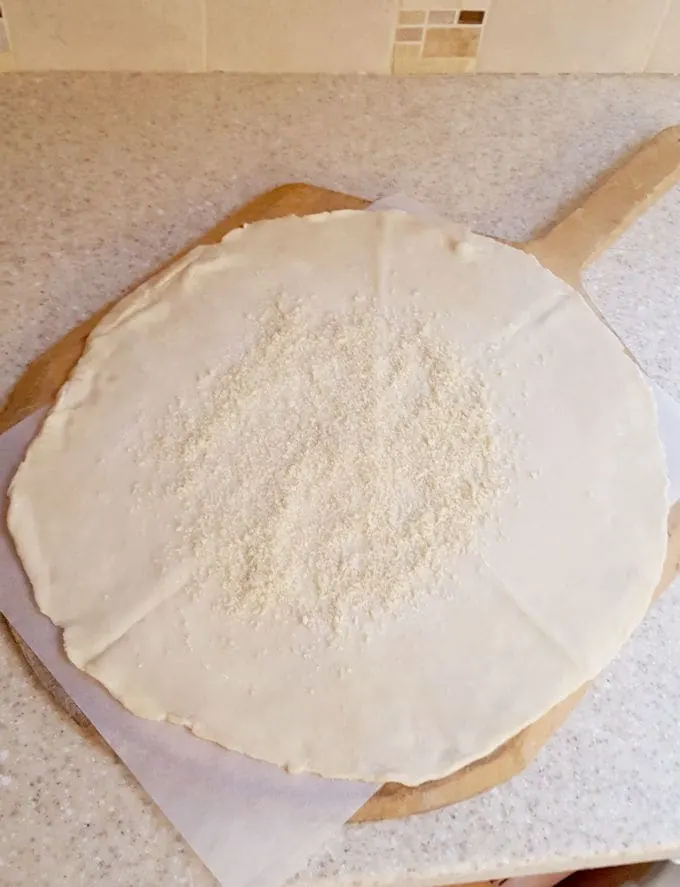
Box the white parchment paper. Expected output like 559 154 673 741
0 413 376 887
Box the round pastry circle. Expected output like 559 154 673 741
8 210 667 785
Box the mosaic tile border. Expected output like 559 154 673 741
1 0 677 75
393 2 489 73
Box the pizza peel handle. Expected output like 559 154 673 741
527 125 680 285
2 150 680 824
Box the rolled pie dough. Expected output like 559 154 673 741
8 210 667 785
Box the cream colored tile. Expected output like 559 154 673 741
393 54 475 72
400 0 459 10
0 51 15 72
647 0 680 72
396 41 421 55
399 10 426 24
206 0 397 73
428 11 458 25
423 26 480 57
3 0 203 71
402 0 490 8
477 0 669 72
393 42 421 60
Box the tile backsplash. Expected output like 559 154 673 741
476 0 672 73
392 2 488 74
205 0 395 73
0 0 678 74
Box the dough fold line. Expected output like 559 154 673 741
478 554 581 672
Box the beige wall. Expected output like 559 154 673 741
0 0 679 74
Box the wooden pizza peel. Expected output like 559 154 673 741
2 126 680 823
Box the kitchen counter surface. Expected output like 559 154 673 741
1 72 680 887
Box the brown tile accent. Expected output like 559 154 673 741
458 9 485 24
396 26 424 42
399 10 426 25
423 25 480 57
428 10 458 25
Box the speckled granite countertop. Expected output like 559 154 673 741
1 73 680 887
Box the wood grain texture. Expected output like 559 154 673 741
562 863 658 887
528 125 680 286
3 143 680 822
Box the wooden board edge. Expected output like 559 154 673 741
4 178 680 824
528 125 680 279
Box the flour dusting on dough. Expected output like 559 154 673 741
139 298 504 639
8 209 667 784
